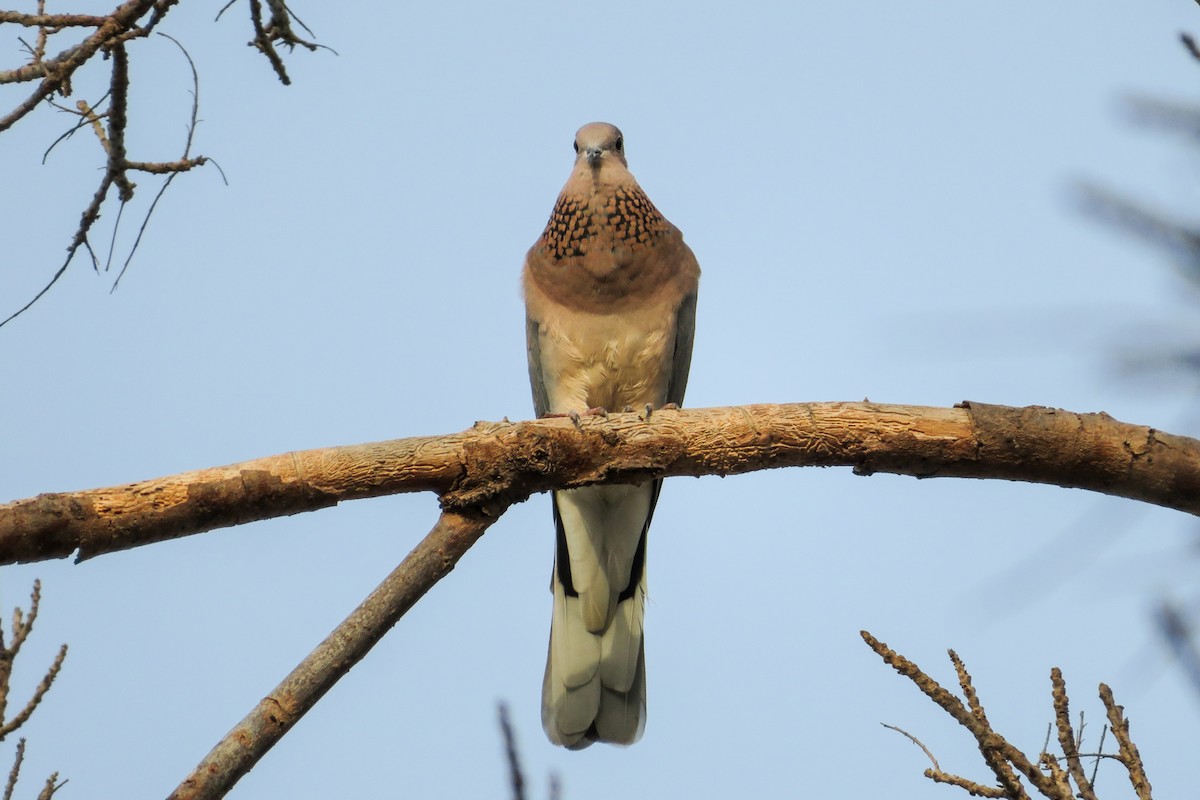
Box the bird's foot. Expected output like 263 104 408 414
541 408 609 429
567 408 611 428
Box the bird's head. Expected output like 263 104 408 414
573 122 628 170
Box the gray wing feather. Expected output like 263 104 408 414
666 290 698 407
527 314 551 417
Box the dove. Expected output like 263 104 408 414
523 122 699 748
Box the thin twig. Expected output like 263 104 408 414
0 582 68 740
0 645 67 739
0 171 113 328
43 94 109 163
1181 32 1200 61
949 649 1025 795
868 631 1154 800
862 633 1035 799
105 42 135 202
499 703 526 800
0 11 109 26
0 0 160 132
247 0 289 84
112 32 215 291
927 770 1009 798
3 739 24 800
35 772 64 799
879 721 1005 794
1099 684 1152 800
1051 668 1097 800
1089 724 1108 788
1 21 212 327
881 723 940 772
1155 601 1200 697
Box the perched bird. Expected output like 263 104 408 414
523 122 700 748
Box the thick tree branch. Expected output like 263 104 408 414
166 507 499 800
1 400 1197 566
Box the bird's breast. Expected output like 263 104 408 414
536 311 675 414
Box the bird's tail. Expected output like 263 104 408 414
540 483 652 748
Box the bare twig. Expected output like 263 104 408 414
112 32 224 291
1181 32 1200 61
237 0 332 84
865 632 1153 800
0 583 67 798
0 582 68 740
0 26 212 328
2 740 64 800
881 722 1012 796
948 649 1028 797
862 632 1035 798
0 646 67 741
168 507 501 800
0 0 160 131
1099 684 1152 800
881 723 940 772
42 90 111 162
0 2 340 325
0 11 110 26
35 772 64 799
1075 182 1200 282
1090 724 1109 787
1050 669 1097 800
4 739 24 800
499 703 526 800
1154 601 1200 698
928 770 1010 797
106 42 134 200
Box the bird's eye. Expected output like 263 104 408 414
573 142 580 153
614 137 623 151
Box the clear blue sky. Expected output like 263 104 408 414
3 1 1200 797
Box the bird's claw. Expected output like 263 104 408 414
542 408 609 429
639 402 682 420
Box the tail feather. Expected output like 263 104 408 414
542 483 652 748
599 582 644 692
593 644 646 744
551 581 600 689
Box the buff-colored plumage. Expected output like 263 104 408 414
523 122 699 748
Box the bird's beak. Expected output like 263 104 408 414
585 147 603 168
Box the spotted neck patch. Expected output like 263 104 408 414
538 183 671 261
